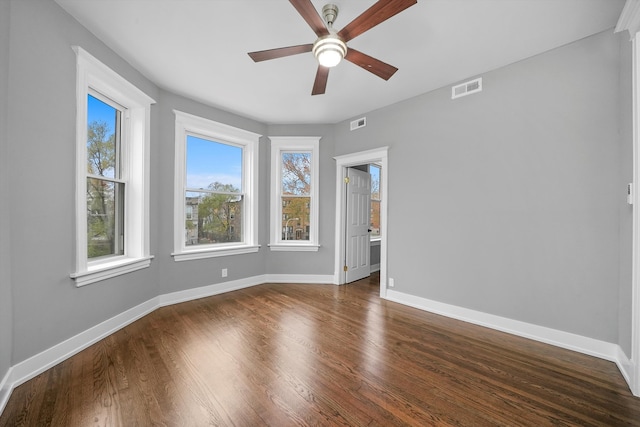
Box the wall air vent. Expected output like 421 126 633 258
350 117 366 131
451 77 482 99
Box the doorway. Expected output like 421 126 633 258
344 166 372 283
334 147 388 297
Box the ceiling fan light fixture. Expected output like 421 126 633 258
247 0 417 95
313 35 347 68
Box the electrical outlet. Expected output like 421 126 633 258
389 278 395 288
221 268 228 278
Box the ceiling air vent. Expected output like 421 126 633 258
451 77 482 99
350 117 366 131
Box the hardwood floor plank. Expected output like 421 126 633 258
2 273 640 426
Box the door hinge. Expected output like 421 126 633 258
344 177 350 184
343 265 348 272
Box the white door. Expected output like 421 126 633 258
345 167 371 283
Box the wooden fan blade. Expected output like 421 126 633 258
248 44 313 62
290 0 330 37
345 48 398 80
312 66 330 95
337 0 417 42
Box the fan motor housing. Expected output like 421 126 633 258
312 33 347 67
322 4 339 26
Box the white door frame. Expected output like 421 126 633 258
616 2 640 395
334 147 388 297
630 29 640 397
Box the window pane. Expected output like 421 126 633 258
370 200 381 238
186 135 242 192
281 196 310 241
370 164 381 238
87 178 124 258
185 191 243 246
282 152 311 196
370 165 380 200
87 94 119 179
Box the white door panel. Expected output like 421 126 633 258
345 168 371 283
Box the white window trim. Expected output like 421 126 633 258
172 110 261 261
269 136 320 252
71 46 155 287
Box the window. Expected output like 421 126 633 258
173 111 260 261
71 47 155 287
269 137 320 251
370 164 381 240
86 93 124 259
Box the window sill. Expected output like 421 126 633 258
268 244 320 252
370 238 381 246
172 245 260 261
71 255 154 287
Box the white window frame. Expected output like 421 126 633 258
269 136 320 251
172 110 261 261
70 46 155 287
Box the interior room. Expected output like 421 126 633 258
2 0 640 424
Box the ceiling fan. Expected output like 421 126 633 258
248 0 417 95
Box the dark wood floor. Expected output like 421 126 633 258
2 273 640 426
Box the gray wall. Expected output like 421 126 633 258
6 0 161 363
0 0 14 387
370 243 381 268
1 0 633 382
335 29 628 344
3 0 338 369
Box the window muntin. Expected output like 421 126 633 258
173 110 260 260
370 164 381 239
269 137 320 251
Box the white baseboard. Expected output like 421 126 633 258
0 368 12 416
159 275 268 307
370 263 380 273
7 298 159 392
3 276 636 418
0 273 334 416
264 273 335 284
614 345 635 391
385 289 635 393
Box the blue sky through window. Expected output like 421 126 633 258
186 135 242 191
87 94 118 179
88 97 243 192
88 94 116 133
370 164 380 197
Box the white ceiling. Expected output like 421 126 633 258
55 0 625 124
